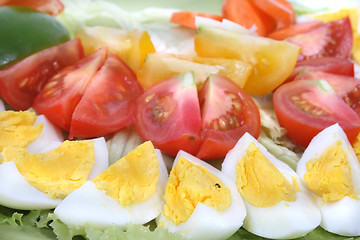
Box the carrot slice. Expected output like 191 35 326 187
170 11 223 29
267 21 323 40
252 0 296 30
221 0 276 36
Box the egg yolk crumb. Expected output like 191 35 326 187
92 141 159 207
236 142 295 208
0 111 43 152
2 140 95 199
163 157 231 225
305 140 355 202
352 131 360 161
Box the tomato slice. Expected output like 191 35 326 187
273 80 360 148
293 71 360 116
170 11 223 29
0 39 83 110
69 54 144 139
32 48 107 131
252 0 296 30
286 17 353 61
286 57 354 82
0 0 64 15
197 75 261 160
135 72 202 156
221 0 276 36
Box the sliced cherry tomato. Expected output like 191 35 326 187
170 11 223 29
69 54 144 139
221 0 276 36
273 80 360 148
293 71 360 116
0 39 83 110
135 72 202 157
32 48 107 131
267 21 323 40
286 57 354 82
197 74 261 160
252 0 296 30
286 17 353 61
0 0 64 15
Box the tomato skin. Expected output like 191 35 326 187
32 48 107 131
267 21 323 40
69 54 144 139
0 0 64 15
170 11 223 29
273 80 360 148
287 17 353 61
0 39 83 110
135 72 202 156
286 57 354 82
197 75 261 160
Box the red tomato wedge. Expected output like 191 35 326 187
252 0 296 30
286 57 354 82
0 0 64 15
221 0 276 36
69 54 144 139
273 80 360 148
135 72 202 156
170 11 223 29
197 74 261 160
32 48 107 131
0 39 84 110
286 17 353 61
293 71 360 116
267 21 323 40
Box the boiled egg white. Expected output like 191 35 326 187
297 123 360 236
0 99 4 112
0 137 108 210
156 150 246 240
54 141 168 229
222 132 321 239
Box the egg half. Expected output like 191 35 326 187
297 123 360 236
222 132 321 239
0 137 109 210
54 141 168 229
156 150 246 240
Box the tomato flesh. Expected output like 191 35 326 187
197 75 261 160
286 17 353 61
0 39 83 110
273 80 360 148
32 48 107 131
69 54 144 138
135 72 202 156
0 0 64 15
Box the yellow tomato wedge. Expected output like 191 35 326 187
194 26 300 95
312 7 360 64
137 53 253 89
75 26 155 72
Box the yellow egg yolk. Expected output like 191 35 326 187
236 142 295 208
313 7 360 64
352 131 360 161
163 157 231 225
305 140 356 202
1 140 95 199
92 141 159 207
0 111 43 152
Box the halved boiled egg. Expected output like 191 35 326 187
222 132 321 239
0 137 108 210
297 123 360 236
0 110 64 153
156 150 246 240
54 141 168 228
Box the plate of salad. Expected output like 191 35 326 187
1 0 360 239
